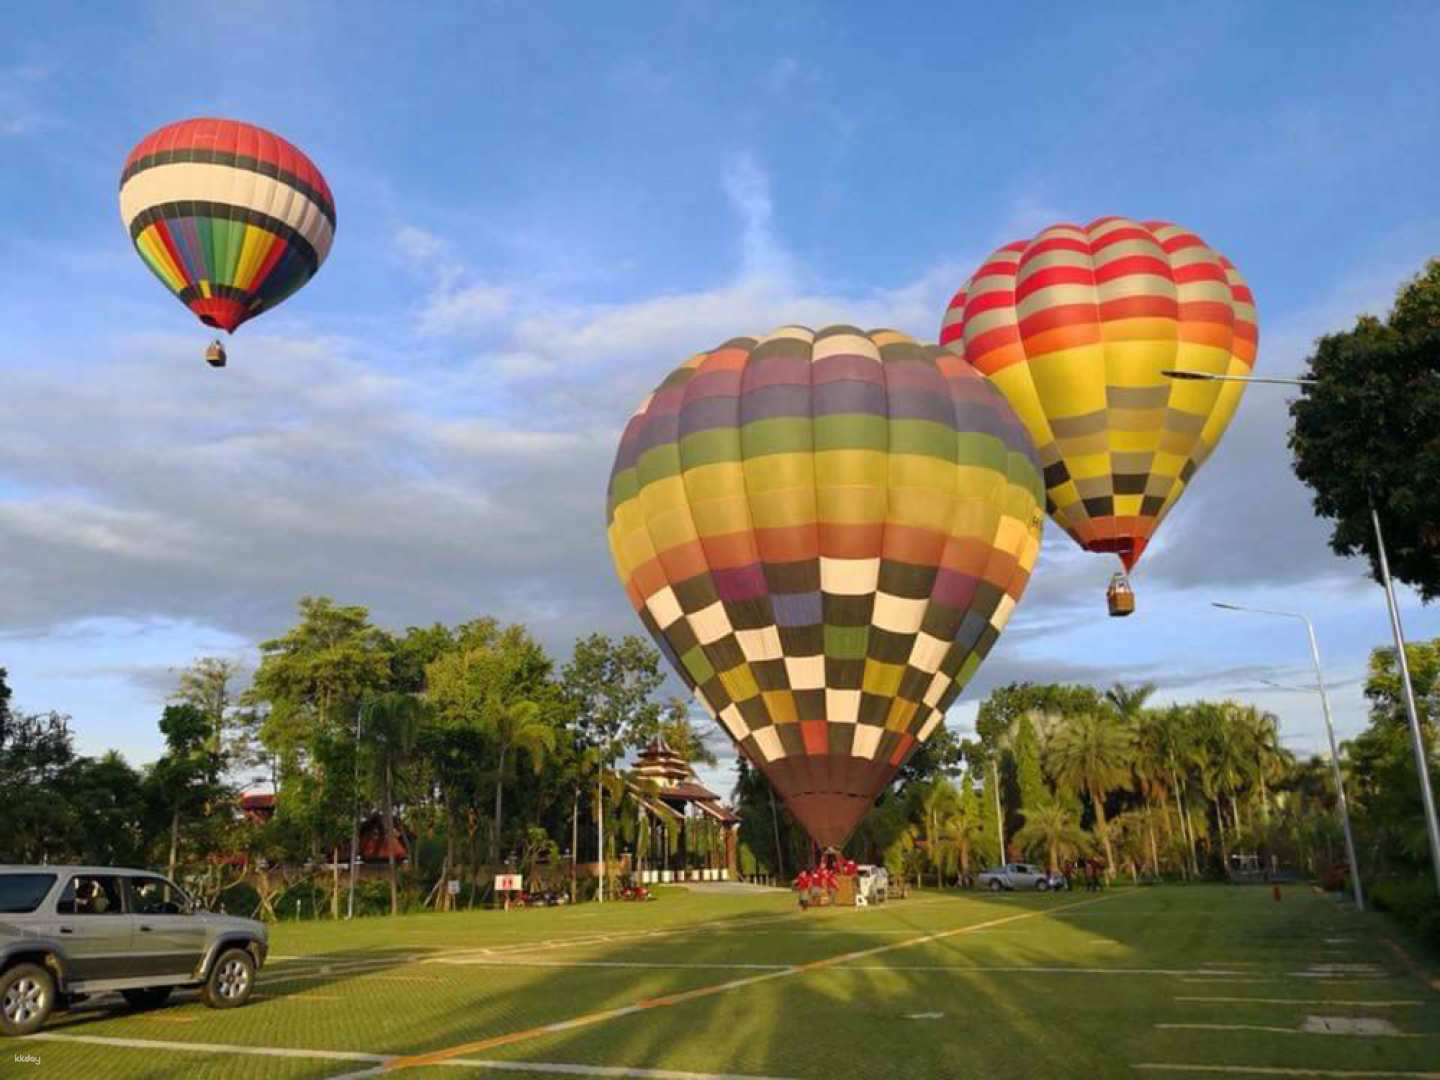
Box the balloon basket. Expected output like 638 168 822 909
1107 573 1135 618
204 340 227 368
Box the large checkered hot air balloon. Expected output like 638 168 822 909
120 118 336 367
939 218 1258 616
606 326 1044 849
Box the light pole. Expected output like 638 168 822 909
1165 366 1440 896
347 700 370 920
1213 601 1364 909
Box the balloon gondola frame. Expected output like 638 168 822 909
1106 572 1136 618
204 340 227 368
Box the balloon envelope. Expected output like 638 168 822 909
940 218 1257 571
120 118 336 334
607 326 1044 847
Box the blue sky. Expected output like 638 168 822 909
3 1 1440 792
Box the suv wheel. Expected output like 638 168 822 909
988 879 1003 892
201 948 255 1009
1 963 55 1037
121 987 174 1010
1036 879 1050 891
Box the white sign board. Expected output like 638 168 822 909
494 874 523 892
447 879 460 896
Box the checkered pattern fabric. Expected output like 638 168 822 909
940 217 1258 571
607 326 1044 846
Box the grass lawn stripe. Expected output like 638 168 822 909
23 1033 796 1080
1155 1023 1427 1039
380 892 1121 1073
1134 1066 1440 1078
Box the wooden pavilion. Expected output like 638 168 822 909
627 736 740 883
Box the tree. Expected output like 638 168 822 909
360 691 426 915
920 779 961 888
649 698 718 768
486 696 556 867
1046 712 1135 877
1013 803 1089 875
153 703 219 880
560 634 664 898
171 657 240 762
1289 260 1440 600
1012 714 1048 813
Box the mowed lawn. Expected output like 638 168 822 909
19 883 1440 1079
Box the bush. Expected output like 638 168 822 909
1369 877 1440 953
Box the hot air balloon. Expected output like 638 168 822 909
606 326 1044 850
939 218 1257 615
119 118 336 365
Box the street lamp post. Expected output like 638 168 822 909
347 700 369 920
1213 601 1364 910
1165 366 1440 896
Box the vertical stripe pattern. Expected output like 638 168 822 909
119 117 336 335
607 326 1044 847
940 217 1257 570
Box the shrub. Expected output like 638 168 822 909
1369 877 1440 953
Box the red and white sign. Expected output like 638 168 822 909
494 874 523 892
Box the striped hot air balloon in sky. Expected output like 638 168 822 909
607 326 1044 849
940 218 1257 575
119 118 336 338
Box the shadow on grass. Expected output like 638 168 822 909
39 885 1339 1080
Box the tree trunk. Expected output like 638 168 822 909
444 818 456 912
331 847 340 919
1146 814 1161 879
768 784 786 879
384 758 399 916
1091 785 1115 879
1171 761 1199 878
493 746 507 869
168 806 180 881
597 772 605 902
571 786 579 903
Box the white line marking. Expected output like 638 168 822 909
1175 997 1422 1007
1134 1064 1440 1077
23 1033 796 1080
1155 1023 1423 1039
435 960 791 971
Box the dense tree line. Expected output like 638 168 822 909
3 617 1436 939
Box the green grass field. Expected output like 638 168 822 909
17 883 1440 1079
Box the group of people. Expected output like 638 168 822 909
793 854 859 909
1062 858 1109 892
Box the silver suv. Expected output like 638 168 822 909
1 866 268 1036
976 862 1061 892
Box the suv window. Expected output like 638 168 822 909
57 874 126 915
0 873 57 913
127 875 188 916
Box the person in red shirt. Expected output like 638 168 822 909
794 870 813 909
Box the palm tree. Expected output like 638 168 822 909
920 778 962 888
486 694 556 868
1046 711 1135 877
1105 681 1157 726
1013 803 1090 875
361 691 426 916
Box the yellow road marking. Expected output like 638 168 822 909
382 892 1120 1073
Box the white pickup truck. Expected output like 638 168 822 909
976 863 1064 892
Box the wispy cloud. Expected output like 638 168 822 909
0 65 52 136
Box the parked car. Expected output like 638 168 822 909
855 865 888 905
976 863 1061 892
1 865 268 1036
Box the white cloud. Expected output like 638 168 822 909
0 65 51 136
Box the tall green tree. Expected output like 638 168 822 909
153 703 220 880
1012 713 1048 813
1014 803 1089 875
1289 259 1440 599
1046 712 1135 876
360 691 426 915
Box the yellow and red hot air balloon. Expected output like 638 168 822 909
940 218 1258 615
607 326 1044 850
119 118 336 367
